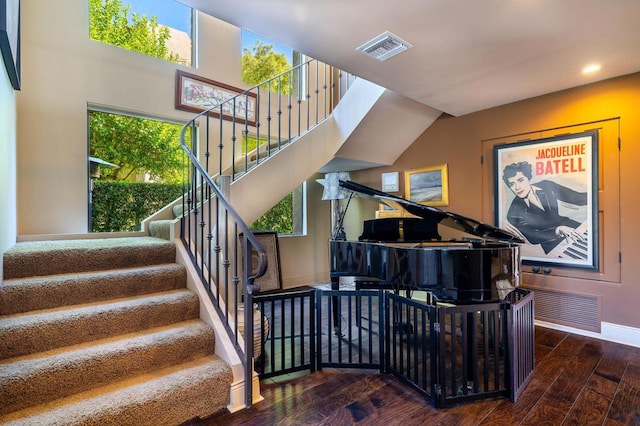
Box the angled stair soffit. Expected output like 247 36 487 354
332 88 442 168
230 79 443 223
229 78 441 223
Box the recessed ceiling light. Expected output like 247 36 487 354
582 64 601 74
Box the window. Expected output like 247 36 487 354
250 183 306 236
89 0 194 66
241 31 307 236
242 29 294 67
88 108 188 232
241 29 306 96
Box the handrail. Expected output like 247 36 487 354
184 58 354 181
179 121 267 407
179 125 267 288
177 58 353 408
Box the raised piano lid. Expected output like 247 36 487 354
339 180 524 244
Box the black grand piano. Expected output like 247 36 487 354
330 180 524 303
328 181 535 405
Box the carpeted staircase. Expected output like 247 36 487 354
0 237 233 425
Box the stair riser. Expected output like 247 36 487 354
0 322 215 416
0 237 232 423
0 292 200 360
0 265 187 315
3 240 176 279
85 361 233 426
0 357 233 425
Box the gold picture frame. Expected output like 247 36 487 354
405 164 449 206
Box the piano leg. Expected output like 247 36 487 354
465 311 476 393
331 276 341 336
392 288 415 335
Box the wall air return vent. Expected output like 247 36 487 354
356 31 413 62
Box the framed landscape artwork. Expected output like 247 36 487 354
405 164 449 206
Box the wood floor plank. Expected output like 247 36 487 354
564 388 613 426
534 327 567 351
480 332 588 424
563 340 633 425
331 376 448 425
329 382 413 424
586 341 630 396
521 339 603 423
193 326 640 426
607 360 640 425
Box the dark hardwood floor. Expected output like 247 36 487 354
192 326 640 425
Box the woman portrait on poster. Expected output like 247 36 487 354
502 161 587 255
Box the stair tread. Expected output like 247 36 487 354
0 263 187 315
0 354 232 425
0 288 196 323
0 319 211 367
1 263 185 284
3 237 177 279
0 289 200 360
0 320 216 416
4 237 173 255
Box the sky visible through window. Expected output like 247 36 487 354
123 0 191 33
242 30 293 63
121 1 293 62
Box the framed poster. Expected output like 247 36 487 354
405 164 448 206
493 131 598 269
175 70 257 126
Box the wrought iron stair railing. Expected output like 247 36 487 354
178 58 353 408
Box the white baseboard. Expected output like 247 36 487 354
536 320 640 348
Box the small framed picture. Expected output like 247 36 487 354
405 164 449 206
381 172 399 192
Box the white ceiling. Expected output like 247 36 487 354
180 0 640 117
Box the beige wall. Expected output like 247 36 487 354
16 1 245 235
16 2 638 333
355 72 640 330
278 175 332 288
14 0 332 287
0 64 17 280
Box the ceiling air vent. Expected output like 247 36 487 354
356 31 413 62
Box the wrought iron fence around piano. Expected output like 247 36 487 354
253 287 535 408
385 288 534 408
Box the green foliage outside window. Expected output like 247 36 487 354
249 193 293 234
242 41 291 95
90 111 186 183
243 40 304 234
241 134 262 155
89 0 188 232
92 181 183 232
89 0 180 63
